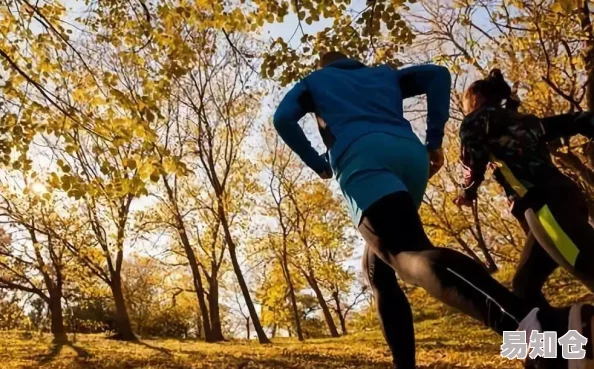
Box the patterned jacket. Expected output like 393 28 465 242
459 106 563 204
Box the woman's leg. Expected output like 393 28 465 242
524 184 594 293
512 226 558 309
363 245 415 369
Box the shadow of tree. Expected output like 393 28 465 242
36 340 92 364
30 337 511 369
67 352 457 369
416 337 502 354
131 340 173 356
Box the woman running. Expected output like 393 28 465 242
455 69 594 311
273 52 592 369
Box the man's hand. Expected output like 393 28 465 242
428 148 444 178
318 170 332 180
453 194 474 208
315 154 332 179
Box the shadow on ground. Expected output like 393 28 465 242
36 340 92 364
131 340 174 356
19 327 517 369
28 341 514 369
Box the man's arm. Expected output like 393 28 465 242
273 80 331 175
397 64 451 151
459 115 490 201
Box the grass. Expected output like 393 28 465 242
3 267 592 369
1 313 522 369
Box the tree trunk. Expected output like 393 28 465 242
332 292 347 335
208 273 225 341
183 245 213 342
306 274 340 337
271 323 277 338
219 201 269 343
48 292 67 343
453 235 488 269
110 276 137 341
196 313 203 339
246 317 250 340
227 242 270 343
472 204 498 273
281 257 304 341
286 277 304 341
162 176 214 342
581 1 594 110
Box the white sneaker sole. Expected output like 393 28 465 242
519 308 542 337
568 304 594 369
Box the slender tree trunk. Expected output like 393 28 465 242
453 235 487 269
281 256 303 341
219 202 270 344
246 317 250 340
162 176 214 342
196 313 203 339
183 245 213 342
227 242 270 343
471 204 498 273
48 292 67 343
332 292 348 335
110 276 137 341
271 323 277 338
305 274 339 337
286 276 304 341
581 1 594 110
208 274 225 341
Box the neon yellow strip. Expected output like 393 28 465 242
489 155 528 197
537 205 579 266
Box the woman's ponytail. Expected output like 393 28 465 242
485 69 512 101
463 68 516 114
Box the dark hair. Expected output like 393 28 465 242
485 69 512 101
463 68 512 113
319 51 348 68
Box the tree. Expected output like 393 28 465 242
407 0 594 214
0 0 177 341
261 124 358 338
259 0 415 84
0 290 27 331
165 27 270 343
262 135 308 341
0 178 75 342
123 255 199 338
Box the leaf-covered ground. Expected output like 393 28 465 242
3 268 592 369
0 313 522 369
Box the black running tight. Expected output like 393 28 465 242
512 179 594 307
360 192 540 369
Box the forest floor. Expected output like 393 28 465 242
0 313 521 369
2 269 593 369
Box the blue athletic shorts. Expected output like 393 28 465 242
335 133 430 226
